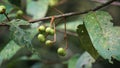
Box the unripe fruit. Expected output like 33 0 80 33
38 25 46 32
45 27 54 35
49 0 58 7
0 5 6 14
38 34 45 42
45 40 53 46
16 10 23 16
57 48 66 56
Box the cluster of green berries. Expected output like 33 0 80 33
0 5 6 14
37 25 55 46
37 25 66 56
0 5 67 56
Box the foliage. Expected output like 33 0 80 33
0 0 120 68
83 11 120 63
0 40 21 64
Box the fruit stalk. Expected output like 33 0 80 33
4 13 10 21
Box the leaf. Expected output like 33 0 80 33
83 11 120 63
68 55 79 68
9 20 33 48
9 19 29 26
27 0 49 19
26 26 38 41
76 52 95 68
57 16 83 31
77 24 99 59
0 40 21 60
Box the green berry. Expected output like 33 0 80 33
45 40 53 46
50 29 54 35
38 34 45 42
16 10 23 16
57 48 66 56
49 0 58 7
38 25 46 32
0 5 6 14
45 27 54 35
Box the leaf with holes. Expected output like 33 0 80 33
9 20 33 48
83 11 120 63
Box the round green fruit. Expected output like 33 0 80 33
38 34 45 42
45 27 54 35
49 0 58 7
16 10 23 16
57 48 66 56
0 5 6 14
45 40 53 46
38 25 46 32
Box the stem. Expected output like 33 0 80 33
53 23 56 43
29 0 116 23
64 18 68 50
53 7 68 50
50 16 56 43
4 13 10 21
50 16 55 27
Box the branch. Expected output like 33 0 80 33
92 0 120 6
29 0 116 23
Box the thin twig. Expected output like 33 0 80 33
4 13 10 21
64 17 68 50
53 23 56 43
92 0 120 6
50 16 55 27
29 0 116 23
54 7 68 50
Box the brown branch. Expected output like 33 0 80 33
29 0 116 23
92 0 120 6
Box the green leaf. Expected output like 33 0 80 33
8 19 38 52
77 24 99 59
76 52 95 68
27 0 49 19
0 40 21 60
68 55 79 68
26 27 38 40
9 20 33 48
83 11 120 63
9 19 29 26
57 16 83 31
